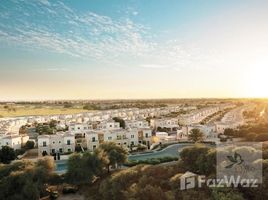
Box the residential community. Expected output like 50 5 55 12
0 101 254 157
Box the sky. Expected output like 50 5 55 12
1 0 268 100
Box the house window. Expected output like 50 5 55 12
92 137 96 142
108 136 112 140
145 133 148 138
93 145 96 150
78 127 80 130
59 148 63 153
59 141 61 144
52 149 55 153
131 135 134 138
6 142 8 145
43 141 47 147
67 140 71 145
53 141 55 144
110 125 112 127
131 141 134 145
68 149 71 152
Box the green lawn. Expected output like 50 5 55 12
0 105 92 117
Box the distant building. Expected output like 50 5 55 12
0 134 29 150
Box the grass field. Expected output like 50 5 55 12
0 105 91 117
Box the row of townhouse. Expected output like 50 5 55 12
125 120 150 129
215 105 251 133
37 128 152 156
0 105 186 136
178 104 235 125
85 128 152 151
179 124 218 140
0 134 29 150
150 118 179 130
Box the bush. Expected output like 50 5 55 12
15 148 26 156
0 146 16 164
25 141 35 149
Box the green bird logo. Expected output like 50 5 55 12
225 152 244 169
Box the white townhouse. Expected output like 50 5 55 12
37 132 75 156
126 129 139 147
137 128 152 148
85 131 99 151
125 120 149 129
84 128 153 151
68 122 93 133
181 124 217 140
96 120 120 130
150 118 179 130
0 134 29 150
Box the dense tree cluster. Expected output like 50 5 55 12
81 144 268 200
223 123 268 142
0 157 56 200
66 142 128 185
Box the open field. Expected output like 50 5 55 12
0 105 90 118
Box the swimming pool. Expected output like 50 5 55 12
128 143 192 161
55 160 68 174
55 143 193 173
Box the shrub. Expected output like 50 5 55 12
25 141 35 149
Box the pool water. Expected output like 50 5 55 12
128 143 192 161
55 144 193 172
55 160 68 173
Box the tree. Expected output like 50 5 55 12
180 145 215 175
113 117 126 129
49 120 58 128
188 128 204 143
0 157 54 200
0 146 16 164
66 152 103 185
97 142 128 173
24 141 35 149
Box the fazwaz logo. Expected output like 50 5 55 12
225 152 244 169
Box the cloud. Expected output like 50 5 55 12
0 0 223 72
0 0 152 62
